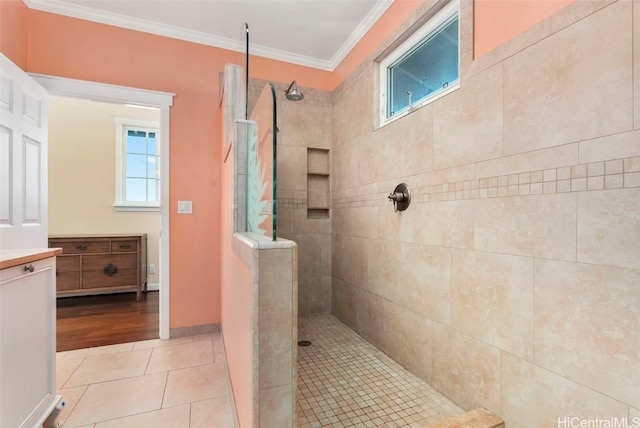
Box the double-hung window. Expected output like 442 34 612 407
114 117 160 211
380 0 460 125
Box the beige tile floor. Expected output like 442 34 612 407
56 316 462 428
297 315 464 428
55 332 237 428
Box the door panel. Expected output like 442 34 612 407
0 53 48 249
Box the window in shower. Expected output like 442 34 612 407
379 0 460 125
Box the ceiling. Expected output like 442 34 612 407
25 0 394 71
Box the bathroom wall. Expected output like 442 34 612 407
5 5 332 331
331 0 639 425
249 79 333 316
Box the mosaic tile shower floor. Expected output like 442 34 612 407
297 315 463 428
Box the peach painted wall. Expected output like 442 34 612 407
474 0 576 58
0 0 28 68
12 9 331 329
25 11 241 328
221 143 254 428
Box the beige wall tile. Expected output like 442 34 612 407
292 209 330 235
451 250 534 360
366 238 402 301
501 352 629 428
308 275 332 314
385 302 432 383
374 101 434 176
550 0 615 33
331 233 346 282
259 384 294 428
577 188 640 269
297 276 309 317
332 69 373 146
296 234 331 279
535 259 640 408
466 15 550 80
356 134 386 185
279 102 331 149
356 289 386 352
331 278 359 331
277 146 307 192
259 248 294 390
417 200 475 249
503 1 633 155
399 243 451 326
276 207 293 236
433 63 503 169
332 134 361 190
343 235 368 289
476 144 578 180
377 202 420 244
579 130 640 164
474 194 577 260
333 206 378 239
431 323 501 414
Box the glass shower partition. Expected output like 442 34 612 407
246 83 277 240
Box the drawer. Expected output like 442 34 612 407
56 272 80 291
56 255 80 272
82 254 137 272
51 240 110 255
111 240 137 253
82 269 138 289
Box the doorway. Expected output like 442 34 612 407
30 73 173 341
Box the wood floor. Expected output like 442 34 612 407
56 291 159 352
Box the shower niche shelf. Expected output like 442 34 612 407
307 148 330 219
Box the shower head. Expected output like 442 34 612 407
284 80 304 101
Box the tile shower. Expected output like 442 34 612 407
270 0 639 426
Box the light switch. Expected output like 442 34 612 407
178 200 192 214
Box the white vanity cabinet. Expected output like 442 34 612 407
0 250 62 428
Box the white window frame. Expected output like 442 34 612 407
113 117 160 211
379 0 460 126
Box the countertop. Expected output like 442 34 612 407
0 248 63 270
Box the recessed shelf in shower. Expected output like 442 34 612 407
307 148 330 219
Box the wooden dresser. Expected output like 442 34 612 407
48 234 147 301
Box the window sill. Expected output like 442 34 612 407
113 204 160 212
379 82 461 129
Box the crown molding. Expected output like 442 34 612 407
24 0 390 72
25 0 333 70
329 0 394 70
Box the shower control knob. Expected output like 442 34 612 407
388 192 406 202
387 183 411 212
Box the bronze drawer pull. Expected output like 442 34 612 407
103 263 118 276
119 244 131 249
23 264 35 273
76 245 87 250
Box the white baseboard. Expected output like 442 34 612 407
146 283 160 292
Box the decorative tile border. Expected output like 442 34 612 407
332 156 640 209
278 197 308 209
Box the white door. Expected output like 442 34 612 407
0 53 48 249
